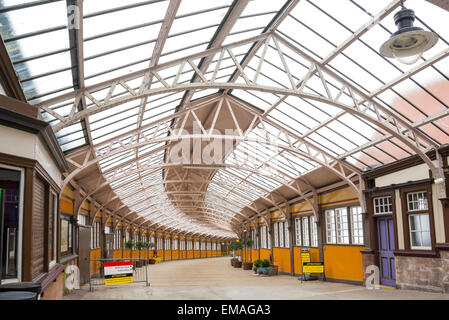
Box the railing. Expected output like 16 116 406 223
88 258 149 292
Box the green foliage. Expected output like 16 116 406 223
135 241 145 250
240 237 254 248
261 259 270 268
148 242 155 249
228 240 244 252
124 240 134 249
253 259 262 268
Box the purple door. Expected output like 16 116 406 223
377 217 396 287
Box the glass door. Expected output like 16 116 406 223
0 166 23 283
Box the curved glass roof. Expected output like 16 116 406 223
1 0 448 239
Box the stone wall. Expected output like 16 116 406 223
396 251 449 293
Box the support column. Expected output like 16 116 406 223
316 208 326 281
162 233 165 261
286 205 295 276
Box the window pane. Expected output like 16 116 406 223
326 209 336 244
295 218 302 246
302 217 309 247
407 192 428 211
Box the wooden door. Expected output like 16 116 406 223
377 216 396 287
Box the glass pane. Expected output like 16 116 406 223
0 168 21 280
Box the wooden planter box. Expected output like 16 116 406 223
270 265 279 275
242 262 253 270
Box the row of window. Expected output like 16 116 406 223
253 206 364 249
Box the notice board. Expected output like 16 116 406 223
104 261 133 285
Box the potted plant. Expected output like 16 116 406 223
252 259 262 274
148 242 156 264
228 241 243 266
124 240 134 250
258 259 272 276
135 242 146 267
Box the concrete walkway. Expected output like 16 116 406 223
64 257 449 300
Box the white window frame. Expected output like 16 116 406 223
273 222 279 247
295 217 302 246
310 216 318 247
335 208 350 244
326 209 336 244
165 238 171 250
350 206 364 245
373 196 393 215
284 222 289 248
407 191 428 212
302 216 309 247
408 214 431 250
279 222 284 248
260 226 267 249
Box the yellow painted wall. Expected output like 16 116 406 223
319 187 359 207
132 250 139 259
165 250 172 260
201 250 206 258
90 249 101 275
113 249 122 259
172 250 179 260
323 245 364 282
187 250 193 259
293 247 319 274
63 186 75 198
157 250 163 258
60 197 73 214
123 249 131 259
251 249 258 262
81 200 90 212
259 249 271 261
291 200 312 213
273 248 291 273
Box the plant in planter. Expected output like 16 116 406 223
252 259 262 274
228 241 243 266
258 259 272 276
124 240 134 250
147 242 156 264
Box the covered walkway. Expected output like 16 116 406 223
64 257 449 300
1 0 449 301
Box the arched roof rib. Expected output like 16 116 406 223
1 0 449 239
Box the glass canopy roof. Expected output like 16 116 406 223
1 0 448 239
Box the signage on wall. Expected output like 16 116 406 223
300 248 311 264
299 248 325 283
104 261 133 285
302 262 324 273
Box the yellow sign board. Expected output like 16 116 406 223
301 252 310 263
302 262 324 273
104 261 133 285
105 275 133 285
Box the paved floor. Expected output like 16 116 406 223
64 257 449 300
